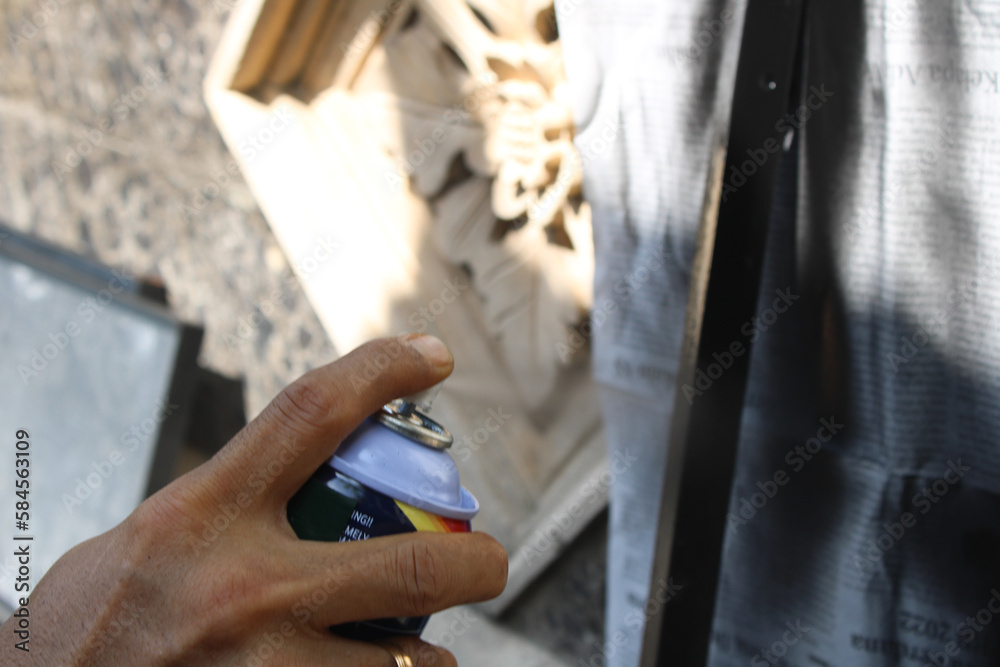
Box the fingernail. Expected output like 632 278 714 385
407 334 453 369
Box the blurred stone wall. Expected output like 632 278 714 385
1 0 335 416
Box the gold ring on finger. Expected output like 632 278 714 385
378 640 414 667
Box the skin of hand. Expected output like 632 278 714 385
0 335 508 666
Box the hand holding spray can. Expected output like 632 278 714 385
286 384 479 640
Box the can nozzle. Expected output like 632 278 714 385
379 383 451 449
398 383 443 416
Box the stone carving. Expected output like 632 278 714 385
207 0 605 610
337 0 594 405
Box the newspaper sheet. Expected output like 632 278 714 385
558 1 1000 665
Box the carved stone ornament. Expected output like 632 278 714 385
206 0 606 610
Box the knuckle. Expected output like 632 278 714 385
123 498 168 546
191 553 287 641
392 540 446 613
113 508 165 582
125 483 203 548
270 374 332 433
193 583 265 643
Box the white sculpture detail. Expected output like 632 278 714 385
341 0 594 405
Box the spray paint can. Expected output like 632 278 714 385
287 385 479 640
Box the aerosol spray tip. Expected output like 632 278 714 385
379 383 451 449
399 383 443 415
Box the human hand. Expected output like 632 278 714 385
1 335 507 666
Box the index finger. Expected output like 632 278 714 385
203 334 454 507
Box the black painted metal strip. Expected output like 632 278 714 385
640 1 808 664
